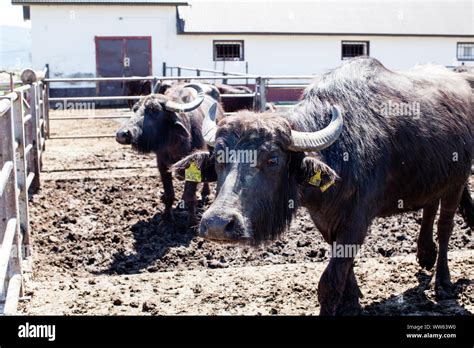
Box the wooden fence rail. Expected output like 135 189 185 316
0 75 47 315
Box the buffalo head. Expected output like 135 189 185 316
116 84 205 153
172 103 343 244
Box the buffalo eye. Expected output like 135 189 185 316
267 155 279 167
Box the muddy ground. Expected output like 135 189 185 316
19 108 474 315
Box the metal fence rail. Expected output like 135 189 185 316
44 74 259 140
0 75 47 315
44 75 259 83
43 67 314 140
164 64 249 77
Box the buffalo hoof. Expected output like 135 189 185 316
417 242 437 270
160 210 175 225
318 306 336 316
199 196 210 206
335 303 362 316
435 280 455 300
187 215 199 230
335 289 362 316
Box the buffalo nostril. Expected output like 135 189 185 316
199 221 208 238
200 212 243 241
116 130 131 144
224 219 235 235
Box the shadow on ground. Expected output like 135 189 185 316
362 271 472 315
101 206 199 275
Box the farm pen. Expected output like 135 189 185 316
0 69 47 315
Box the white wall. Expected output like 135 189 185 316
31 5 177 78
30 4 473 81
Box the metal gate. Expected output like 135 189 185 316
95 36 152 97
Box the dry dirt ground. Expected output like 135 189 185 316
19 108 474 315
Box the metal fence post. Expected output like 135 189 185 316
9 73 14 92
162 62 167 77
43 81 50 141
12 91 29 247
0 101 18 223
28 84 41 193
151 77 158 94
254 77 260 111
256 77 267 112
36 83 44 169
0 96 23 304
245 62 249 85
0 102 12 301
42 64 50 142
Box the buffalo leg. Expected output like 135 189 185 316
417 200 439 270
158 161 175 222
183 181 198 228
459 184 474 227
318 256 355 315
201 183 210 202
335 263 362 315
435 188 463 299
318 221 366 316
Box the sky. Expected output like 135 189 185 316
0 1 31 70
0 0 31 28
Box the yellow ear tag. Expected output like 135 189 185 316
320 179 335 192
308 169 334 192
185 162 202 183
308 169 322 187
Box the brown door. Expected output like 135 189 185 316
95 36 152 97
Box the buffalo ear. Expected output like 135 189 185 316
170 150 217 182
173 120 191 138
157 82 172 95
297 156 339 192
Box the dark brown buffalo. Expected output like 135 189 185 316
454 65 474 90
215 83 276 112
124 79 152 109
116 83 224 226
151 81 275 112
214 83 263 112
173 57 474 315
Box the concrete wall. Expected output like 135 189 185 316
30 5 473 80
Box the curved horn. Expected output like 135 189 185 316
202 102 218 147
288 105 343 152
164 83 205 113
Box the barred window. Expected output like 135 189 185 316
457 42 474 61
342 41 370 59
214 41 244 61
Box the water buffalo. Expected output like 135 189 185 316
214 83 253 95
172 57 474 315
215 84 253 111
214 83 276 112
124 79 152 109
116 83 224 226
453 66 474 89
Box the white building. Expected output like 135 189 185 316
11 0 474 87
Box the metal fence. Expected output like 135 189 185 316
0 81 23 96
0 76 47 315
44 69 313 140
163 63 249 78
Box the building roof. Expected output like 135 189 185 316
12 0 188 5
177 0 474 37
